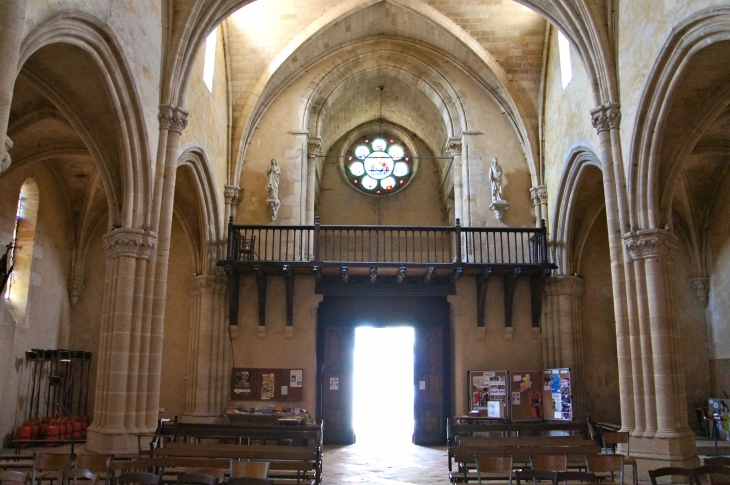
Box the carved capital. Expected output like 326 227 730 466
445 138 462 157
188 275 227 296
624 229 677 262
545 275 584 297
68 276 85 307
691 276 710 307
307 137 322 159
224 185 241 205
159 104 189 134
530 185 548 206
0 136 13 175
590 103 621 134
103 228 158 260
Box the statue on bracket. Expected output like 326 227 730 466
266 158 281 221
488 157 509 223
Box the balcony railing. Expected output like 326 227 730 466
226 219 549 266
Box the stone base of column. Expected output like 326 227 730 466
179 414 225 424
86 426 147 454
632 434 699 479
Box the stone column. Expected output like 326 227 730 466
182 275 229 423
86 228 158 452
530 185 548 227
542 276 586 417
591 103 638 434
0 0 27 175
446 138 463 224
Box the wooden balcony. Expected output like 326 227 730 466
220 218 554 329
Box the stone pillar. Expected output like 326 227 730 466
0 0 27 175
306 138 321 225
542 276 586 417
86 228 158 452
182 275 229 423
624 229 697 467
530 185 548 227
591 103 638 435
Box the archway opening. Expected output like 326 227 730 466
353 326 414 444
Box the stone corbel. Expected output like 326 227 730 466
0 136 13 175
590 103 621 134
307 137 322 159
102 228 158 261
159 104 189 134
68 276 85 308
691 276 710 307
489 200 510 223
624 228 677 262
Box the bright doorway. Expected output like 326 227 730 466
352 326 415 444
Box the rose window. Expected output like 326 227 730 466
345 137 413 195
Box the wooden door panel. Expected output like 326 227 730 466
413 326 447 445
321 326 355 444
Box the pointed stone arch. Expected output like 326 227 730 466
629 7 730 230
18 13 152 229
176 146 225 275
550 146 603 276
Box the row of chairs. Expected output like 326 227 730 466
0 453 274 485
474 454 627 485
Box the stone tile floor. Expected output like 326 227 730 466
321 441 451 484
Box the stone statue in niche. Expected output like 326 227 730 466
266 158 281 221
488 157 509 223
489 157 505 202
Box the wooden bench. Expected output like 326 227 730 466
139 423 322 485
447 420 599 483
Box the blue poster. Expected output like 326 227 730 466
550 374 561 393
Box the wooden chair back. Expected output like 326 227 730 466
32 453 73 485
73 456 111 485
515 469 558 485
184 469 224 484
2 471 27 485
226 479 273 485
586 455 624 484
175 473 217 485
474 455 513 485
531 454 568 471
62 469 98 485
557 471 598 483
230 462 269 479
115 473 159 485
693 465 730 485
648 467 694 485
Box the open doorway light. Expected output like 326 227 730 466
353 326 414 444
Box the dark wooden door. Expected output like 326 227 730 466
413 325 448 445
320 326 355 444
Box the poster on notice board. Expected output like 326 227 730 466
542 368 572 420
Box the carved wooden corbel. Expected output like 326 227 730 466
476 268 492 328
254 265 267 327
503 268 521 327
284 265 294 328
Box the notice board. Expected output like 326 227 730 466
542 368 572 420
468 370 508 418
509 370 543 421
231 368 304 402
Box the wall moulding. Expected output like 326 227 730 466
187 275 227 296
